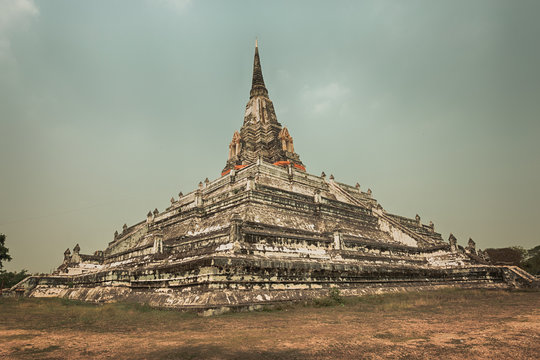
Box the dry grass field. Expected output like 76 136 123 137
1 288 539 360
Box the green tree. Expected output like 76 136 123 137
0 269 28 288
0 233 12 270
522 246 540 275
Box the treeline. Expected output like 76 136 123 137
0 234 30 289
0 269 29 289
485 246 540 275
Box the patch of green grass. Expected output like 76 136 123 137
0 297 197 333
337 288 531 313
312 287 345 307
0 288 537 331
59 297 92 307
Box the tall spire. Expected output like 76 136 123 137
221 41 305 175
250 39 268 98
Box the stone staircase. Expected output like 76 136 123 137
502 266 539 288
328 181 437 247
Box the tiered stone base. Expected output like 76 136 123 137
17 255 520 314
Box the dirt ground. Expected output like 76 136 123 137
0 289 539 359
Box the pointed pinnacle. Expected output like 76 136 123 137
250 41 268 98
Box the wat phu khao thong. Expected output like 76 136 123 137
12 42 538 313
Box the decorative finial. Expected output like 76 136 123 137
448 233 457 252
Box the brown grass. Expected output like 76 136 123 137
0 288 539 359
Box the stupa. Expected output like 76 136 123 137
13 42 537 312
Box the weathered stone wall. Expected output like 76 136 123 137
20 255 512 312
15 161 536 310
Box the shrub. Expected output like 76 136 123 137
329 287 343 304
314 288 344 307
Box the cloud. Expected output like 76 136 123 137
0 0 38 60
303 82 350 115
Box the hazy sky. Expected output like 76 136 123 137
1 0 539 273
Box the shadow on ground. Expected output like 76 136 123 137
145 345 306 360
